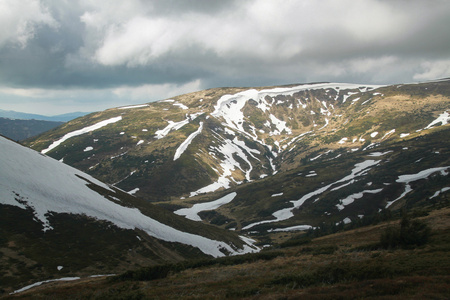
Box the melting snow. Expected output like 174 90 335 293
11 277 81 294
175 192 237 221
1 137 257 257
386 166 450 208
41 116 122 154
336 189 383 211
424 111 449 129
243 160 380 230
174 122 203 161
118 104 149 109
268 225 312 232
128 188 139 195
154 118 190 139
173 102 189 110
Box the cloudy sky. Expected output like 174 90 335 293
1 0 449 115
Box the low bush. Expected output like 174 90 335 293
380 214 431 249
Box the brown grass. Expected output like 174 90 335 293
3 207 449 299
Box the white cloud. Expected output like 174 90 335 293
87 0 415 67
413 60 450 81
111 80 202 100
0 0 57 48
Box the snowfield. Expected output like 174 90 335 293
0 137 258 257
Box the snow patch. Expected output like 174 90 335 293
174 122 203 161
41 116 122 154
175 192 237 221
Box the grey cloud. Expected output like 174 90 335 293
0 0 449 114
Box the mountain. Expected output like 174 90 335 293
0 110 89 122
0 136 257 293
24 80 450 239
0 118 63 141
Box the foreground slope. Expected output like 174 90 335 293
24 80 450 234
0 136 257 293
5 207 450 299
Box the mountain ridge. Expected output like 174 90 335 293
23 79 450 239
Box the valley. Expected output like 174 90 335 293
1 79 449 297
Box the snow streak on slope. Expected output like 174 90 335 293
175 192 237 221
41 116 122 154
0 137 257 257
174 122 203 161
386 166 450 208
189 134 258 196
211 83 382 139
243 160 381 230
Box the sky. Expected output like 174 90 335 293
0 0 449 115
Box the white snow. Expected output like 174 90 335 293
57 266 63 271
424 111 449 129
11 277 80 294
174 122 203 160
370 132 378 138
386 166 450 208
400 133 410 138
338 137 348 144
83 146 93 152
136 140 144 146
268 225 312 232
118 104 149 109
174 192 237 221
367 150 393 157
41 116 122 154
154 118 190 139
190 134 256 196
336 189 383 211
271 193 283 197
128 188 139 195
1 137 257 257
173 102 189 110
243 159 380 230
342 217 352 224
429 187 450 199
211 83 382 140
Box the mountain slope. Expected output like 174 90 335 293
0 136 257 292
23 80 450 236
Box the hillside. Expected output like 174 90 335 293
5 207 450 299
0 136 257 294
24 80 450 240
0 118 64 141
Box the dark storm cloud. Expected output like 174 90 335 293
0 0 449 114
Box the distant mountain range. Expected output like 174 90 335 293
0 110 90 140
0 118 63 141
0 109 89 122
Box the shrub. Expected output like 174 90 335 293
380 214 431 249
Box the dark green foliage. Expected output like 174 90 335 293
279 236 311 248
271 259 398 288
380 214 431 249
112 251 284 282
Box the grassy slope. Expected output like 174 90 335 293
4 206 449 299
